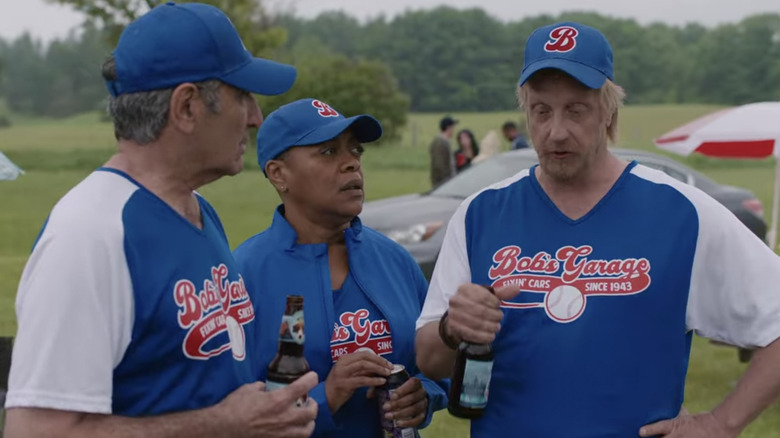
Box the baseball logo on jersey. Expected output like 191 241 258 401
330 309 393 361
544 26 578 52
173 264 255 360
488 245 651 323
312 99 339 117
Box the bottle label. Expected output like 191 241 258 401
265 380 307 407
265 380 288 392
459 358 493 408
279 310 305 344
382 427 416 438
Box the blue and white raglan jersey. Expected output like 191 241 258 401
7 168 258 416
417 161 780 437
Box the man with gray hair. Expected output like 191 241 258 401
4 3 318 437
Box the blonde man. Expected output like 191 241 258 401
415 21 780 438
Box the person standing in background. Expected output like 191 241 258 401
454 129 480 173
502 120 531 150
429 115 458 187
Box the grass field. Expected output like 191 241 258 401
1 105 779 436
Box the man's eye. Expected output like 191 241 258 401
569 105 588 116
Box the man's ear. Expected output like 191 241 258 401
266 159 287 193
168 83 202 134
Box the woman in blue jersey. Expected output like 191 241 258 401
234 98 448 437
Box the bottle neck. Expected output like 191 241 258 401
460 341 492 356
276 302 305 347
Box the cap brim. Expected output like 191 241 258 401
221 57 297 96
519 58 607 89
296 115 383 146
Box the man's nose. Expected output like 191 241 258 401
548 112 569 143
248 98 263 128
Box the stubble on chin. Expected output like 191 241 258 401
539 156 580 183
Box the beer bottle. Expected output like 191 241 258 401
447 286 495 419
447 340 493 419
266 295 310 403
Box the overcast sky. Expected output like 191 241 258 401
1 0 779 42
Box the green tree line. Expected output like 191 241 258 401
281 8 780 111
0 24 108 118
1 4 779 123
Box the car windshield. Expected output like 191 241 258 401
430 154 538 198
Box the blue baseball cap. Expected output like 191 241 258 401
519 22 613 89
257 98 383 175
106 2 296 97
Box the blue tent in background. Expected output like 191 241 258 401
0 151 23 181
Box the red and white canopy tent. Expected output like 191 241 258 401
654 102 780 249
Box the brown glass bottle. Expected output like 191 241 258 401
266 295 310 401
447 341 494 419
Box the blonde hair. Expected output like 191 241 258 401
472 130 501 164
516 71 626 144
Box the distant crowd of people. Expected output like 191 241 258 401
428 116 531 188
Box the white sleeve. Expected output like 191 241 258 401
416 200 473 329
686 188 780 349
6 197 134 413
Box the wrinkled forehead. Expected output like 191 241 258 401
525 69 599 104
